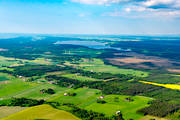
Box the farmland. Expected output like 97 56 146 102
85 95 152 120
61 73 102 81
0 36 180 120
139 81 180 90
0 73 9 82
74 58 148 77
1 104 80 120
0 106 27 119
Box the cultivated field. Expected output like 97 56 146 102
140 81 180 90
0 106 27 119
61 73 102 81
0 73 9 82
1 104 80 120
168 69 180 73
75 58 148 77
85 95 152 120
49 88 101 107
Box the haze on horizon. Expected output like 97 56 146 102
0 0 180 35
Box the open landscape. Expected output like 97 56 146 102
0 34 179 120
0 0 180 119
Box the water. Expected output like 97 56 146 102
54 40 131 51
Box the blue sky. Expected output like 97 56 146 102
0 0 180 34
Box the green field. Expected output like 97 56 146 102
0 56 19 67
14 83 69 100
0 78 37 99
75 58 148 77
0 74 9 82
49 88 101 107
61 73 102 81
0 74 71 100
49 87 152 120
85 95 152 120
1 104 80 120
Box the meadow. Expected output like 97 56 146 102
85 95 152 120
0 73 9 82
76 58 148 77
0 106 27 119
1 104 80 120
61 73 102 81
0 36 180 120
49 88 101 106
49 88 152 120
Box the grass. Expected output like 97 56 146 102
0 106 27 119
0 73 9 82
0 67 13 71
140 115 168 120
0 56 20 67
76 58 148 77
1 104 80 120
49 88 101 107
28 58 52 65
139 81 180 90
49 87 151 120
61 73 102 81
85 95 152 120
0 74 152 120
14 83 69 100
0 77 37 99
0 74 69 100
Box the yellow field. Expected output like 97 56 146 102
139 81 180 90
0 106 27 119
175 75 180 77
1 104 80 120
140 115 168 120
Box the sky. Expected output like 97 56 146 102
0 0 180 35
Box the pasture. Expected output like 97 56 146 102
140 115 168 120
0 106 27 119
49 88 101 107
85 95 152 120
0 74 69 100
1 104 80 120
77 58 148 77
14 83 69 100
0 73 9 82
0 78 37 99
61 73 102 81
49 87 151 120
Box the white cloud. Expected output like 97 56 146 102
123 5 180 18
122 0 180 18
72 0 180 18
71 0 128 5
142 0 174 7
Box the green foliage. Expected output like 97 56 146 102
13 65 69 77
0 98 45 107
96 99 106 104
137 100 180 117
40 88 55 94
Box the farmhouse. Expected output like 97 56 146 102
97 96 104 99
116 111 121 114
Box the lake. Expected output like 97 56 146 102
54 40 131 51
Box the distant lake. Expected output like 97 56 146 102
54 40 131 51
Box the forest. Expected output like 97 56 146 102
0 35 180 120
